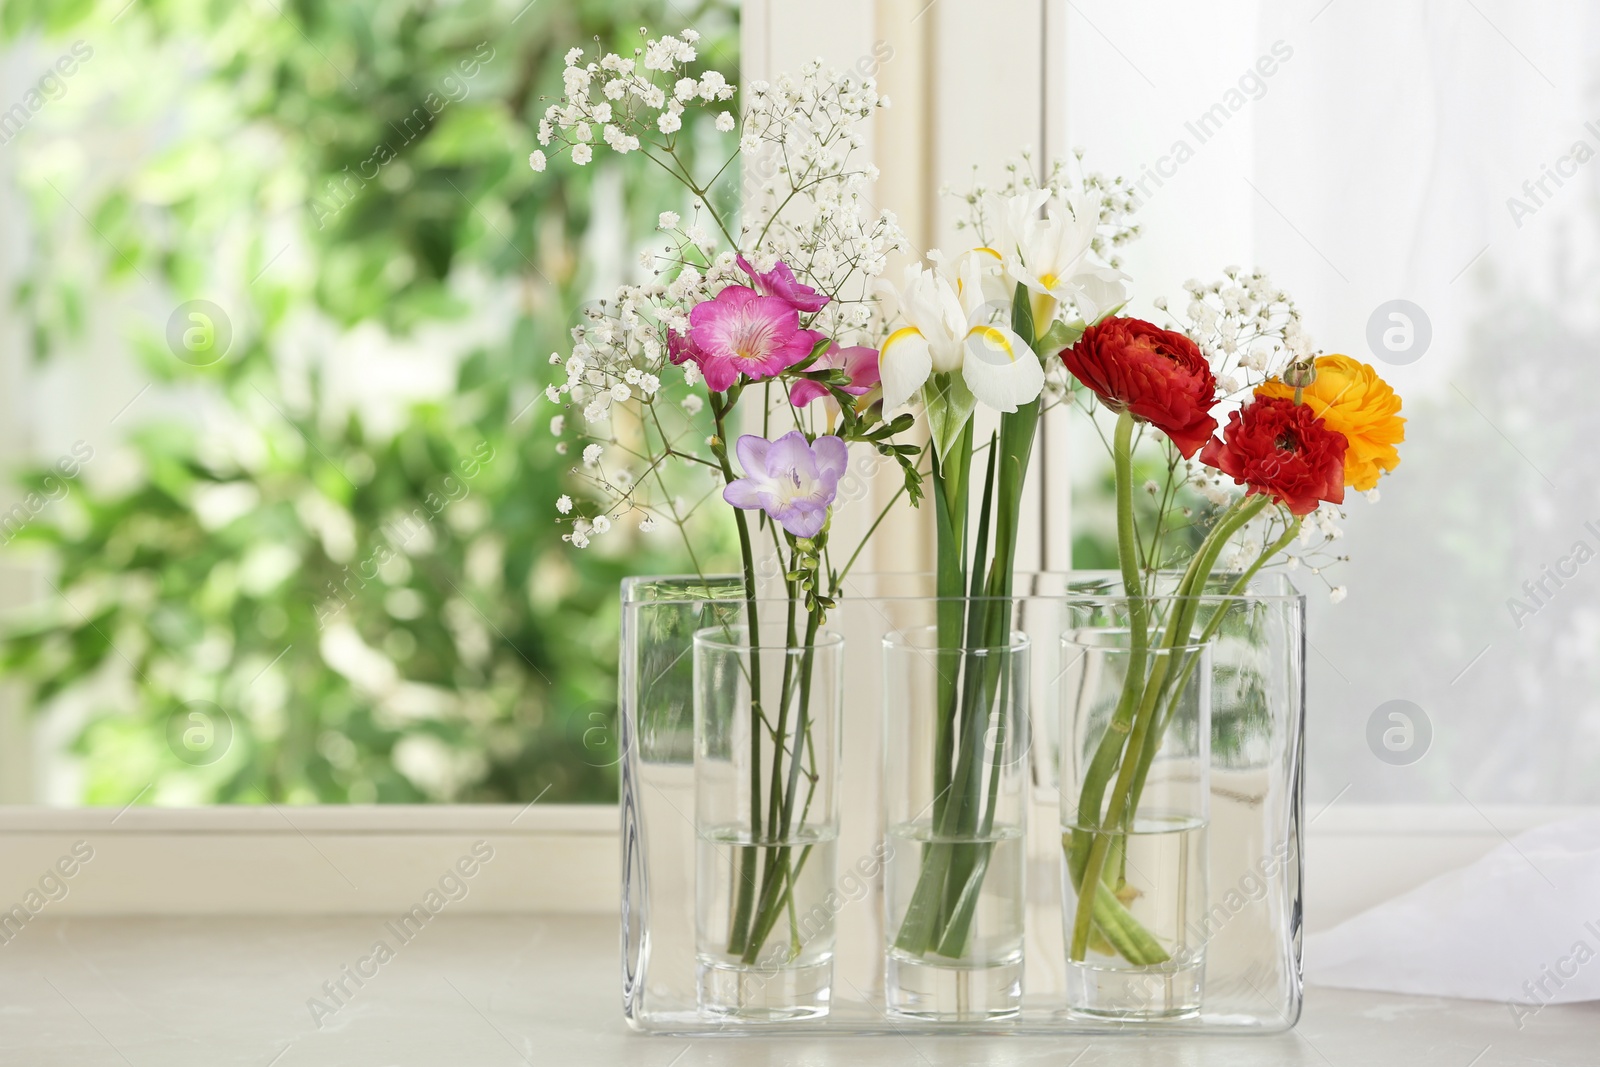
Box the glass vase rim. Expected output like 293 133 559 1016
1061 626 1215 654
622 571 1305 607
882 625 1031 654
691 624 846 653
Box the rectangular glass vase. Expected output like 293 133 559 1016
620 572 1304 1035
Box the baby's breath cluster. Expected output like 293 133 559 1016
537 45 909 553
1063 268 1350 600
1162 268 1309 400
948 149 1141 271
1215 499 1350 601
543 261 740 548
737 61 906 348
531 29 734 173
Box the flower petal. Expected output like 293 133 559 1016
765 430 818 480
879 327 932 410
811 435 848 482
722 478 769 511
1069 267 1130 323
774 501 827 538
697 358 741 393
734 433 771 477
961 324 1043 413
738 255 829 312
836 346 881 393
788 379 829 407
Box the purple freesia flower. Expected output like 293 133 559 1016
737 254 830 313
687 285 823 393
789 343 881 408
722 431 848 538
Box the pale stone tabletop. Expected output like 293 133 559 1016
1 914 1594 1065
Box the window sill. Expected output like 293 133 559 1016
0 803 1589 926
0 804 617 915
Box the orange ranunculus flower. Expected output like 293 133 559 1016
1255 354 1404 491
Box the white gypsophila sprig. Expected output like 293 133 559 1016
544 270 735 547
1163 268 1309 403
536 30 733 182
737 61 907 350
539 49 911 550
947 148 1141 272
1068 269 1347 583
1094 269 1312 543
1164 272 1350 586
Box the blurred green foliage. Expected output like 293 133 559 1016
0 0 737 803
1069 407 1211 573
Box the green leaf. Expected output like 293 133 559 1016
1010 281 1035 347
1092 299 1130 326
920 373 976 463
788 335 834 374
1036 318 1087 356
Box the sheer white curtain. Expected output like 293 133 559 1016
1062 0 1600 805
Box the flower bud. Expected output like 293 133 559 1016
1283 359 1318 389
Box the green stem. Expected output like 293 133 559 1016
930 426 973 829
890 430 972 957
709 393 763 957
1122 516 1302 819
1067 411 1149 885
741 606 823 964
896 286 1042 961
752 542 801 932
931 636 1015 957
937 401 1037 930
1067 495 1268 962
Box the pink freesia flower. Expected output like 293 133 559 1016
687 285 823 393
789 343 881 408
667 327 697 366
736 254 830 313
722 431 848 538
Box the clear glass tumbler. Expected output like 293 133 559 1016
883 625 1031 1021
694 626 844 1020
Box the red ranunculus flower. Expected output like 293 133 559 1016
1199 395 1348 516
1061 316 1219 458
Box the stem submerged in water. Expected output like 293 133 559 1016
893 285 1039 962
1067 484 1271 963
708 393 765 958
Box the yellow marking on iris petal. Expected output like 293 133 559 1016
966 325 1016 362
962 248 1002 295
1037 271 1060 289
881 326 924 365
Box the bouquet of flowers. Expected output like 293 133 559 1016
536 31 920 989
1055 278 1405 999
875 160 1137 976
536 26 1406 1023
